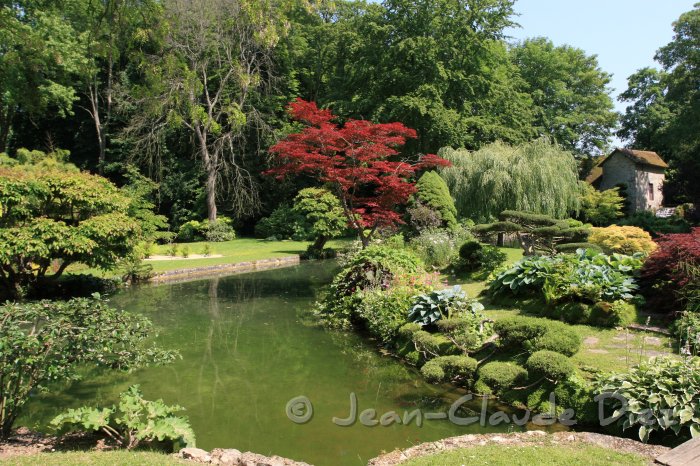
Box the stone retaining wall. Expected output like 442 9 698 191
178 447 312 466
367 431 669 465
150 255 301 284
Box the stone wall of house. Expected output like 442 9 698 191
634 166 665 211
599 153 637 213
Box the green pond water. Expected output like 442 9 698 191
20 261 561 466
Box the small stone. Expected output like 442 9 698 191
525 430 547 436
180 447 212 463
583 336 599 346
217 449 242 465
489 436 507 443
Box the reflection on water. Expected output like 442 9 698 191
20 261 559 466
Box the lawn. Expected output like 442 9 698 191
71 238 350 276
2 451 185 465
401 442 647 466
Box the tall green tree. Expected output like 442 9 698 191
510 37 617 156
126 0 286 221
619 4 700 204
0 3 86 152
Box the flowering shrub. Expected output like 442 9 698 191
589 225 657 255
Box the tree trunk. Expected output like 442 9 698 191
0 106 15 154
311 235 328 253
205 167 217 222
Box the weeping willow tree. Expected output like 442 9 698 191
438 139 583 221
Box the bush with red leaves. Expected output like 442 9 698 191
640 227 700 313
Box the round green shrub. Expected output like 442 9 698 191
493 316 553 347
494 316 581 356
420 355 477 384
590 300 637 327
476 362 528 394
528 330 581 357
412 330 460 356
555 243 603 254
420 359 446 382
526 350 575 382
557 302 593 325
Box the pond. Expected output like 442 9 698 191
20 261 560 466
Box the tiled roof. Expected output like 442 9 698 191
604 148 669 169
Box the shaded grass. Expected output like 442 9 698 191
2 451 185 465
401 441 647 466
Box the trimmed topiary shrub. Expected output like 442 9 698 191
412 330 460 358
420 355 477 385
589 225 657 255
527 330 582 357
526 350 575 382
555 242 602 254
589 300 638 327
413 171 458 229
494 316 581 356
476 362 528 394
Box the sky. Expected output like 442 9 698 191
505 0 697 116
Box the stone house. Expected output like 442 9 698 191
586 148 668 214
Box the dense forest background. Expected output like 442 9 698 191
1 0 698 232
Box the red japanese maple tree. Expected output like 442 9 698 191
266 99 450 247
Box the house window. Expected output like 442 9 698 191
648 182 654 201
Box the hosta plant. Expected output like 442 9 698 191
595 356 700 442
408 285 484 326
52 385 196 450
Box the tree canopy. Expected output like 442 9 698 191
438 139 582 222
0 167 140 297
619 4 700 205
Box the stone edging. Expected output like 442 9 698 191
178 447 312 466
150 255 301 284
367 431 670 465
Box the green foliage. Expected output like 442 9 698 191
180 245 190 258
526 350 576 382
52 385 195 450
167 243 179 257
493 316 581 356
618 5 700 205
455 241 507 276
589 300 638 328
412 330 460 358
555 242 603 254
316 245 423 327
436 316 493 354
292 188 346 253
177 217 235 243
0 168 141 298
356 286 416 344
439 140 582 221
527 330 582 357
408 285 484 326
201 243 212 257
490 249 643 306
254 204 308 240
419 355 477 386
619 212 691 238
672 311 700 355
579 184 625 226
0 297 177 437
596 356 700 442
118 254 154 285
408 229 458 269
119 166 172 243
412 171 457 229
511 37 617 155
476 362 528 394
